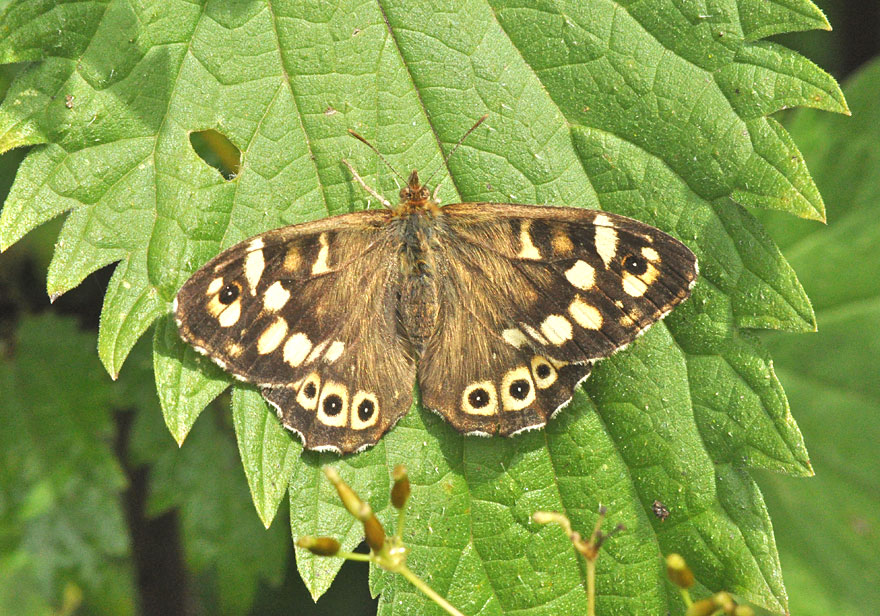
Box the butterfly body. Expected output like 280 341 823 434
175 170 697 453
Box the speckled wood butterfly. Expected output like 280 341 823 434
175 124 697 454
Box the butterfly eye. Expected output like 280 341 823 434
623 255 648 276
218 283 240 305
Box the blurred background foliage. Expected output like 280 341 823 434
0 0 877 614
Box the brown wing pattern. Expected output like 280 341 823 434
174 211 415 453
417 203 697 436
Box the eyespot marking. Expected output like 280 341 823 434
317 381 348 427
351 391 379 430
540 315 573 345
569 298 603 330
501 367 536 411
517 220 541 260
283 332 312 367
622 262 659 297
462 381 498 415
263 281 291 311
530 356 558 389
593 214 618 267
257 317 289 354
296 373 321 410
565 260 596 290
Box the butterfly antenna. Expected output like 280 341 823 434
347 129 407 184
424 114 488 192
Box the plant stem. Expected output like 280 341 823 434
395 502 407 541
337 551 372 563
586 558 596 616
679 587 693 608
397 564 466 616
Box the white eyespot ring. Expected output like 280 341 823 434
351 391 380 430
296 372 321 410
317 381 349 427
501 367 536 411
461 381 498 415
530 356 558 389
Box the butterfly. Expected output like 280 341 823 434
174 125 698 454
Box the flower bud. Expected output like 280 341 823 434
297 536 341 556
358 501 386 552
666 553 695 589
686 598 717 616
391 465 410 509
324 467 363 517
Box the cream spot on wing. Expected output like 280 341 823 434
263 281 290 311
306 339 329 364
521 323 549 346
622 263 660 297
462 381 498 415
641 246 660 262
502 328 530 349
564 260 596 290
351 391 379 430
218 298 242 327
317 381 348 427
296 372 321 410
517 220 541 260
540 314 573 345
568 298 603 330
283 332 312 367
552 229 574 255
257 317 288 354
501 366 536 411
311 233 331 275
323 340 345 363
206 277 224 296
622 273 649 297
530 356 558 389
593 214 618 267
244 248 264 296
226 341 243 358
284 246 301 272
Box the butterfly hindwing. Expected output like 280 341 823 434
174 211 416 453
417 203 697 436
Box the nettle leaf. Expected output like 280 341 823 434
757 58 880 616
0 315 134 616
0 1 845 614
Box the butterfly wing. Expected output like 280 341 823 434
418 203 697 436
175 211 415 453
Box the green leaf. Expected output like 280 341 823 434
0 315 135 616
757 57 880 616
0 1 846 613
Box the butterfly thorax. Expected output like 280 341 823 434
392 171 445 356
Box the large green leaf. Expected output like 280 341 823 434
0 1 846 614
757 58 880 616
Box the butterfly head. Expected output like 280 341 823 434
395 170 440 216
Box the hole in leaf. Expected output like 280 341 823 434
189 129 241 180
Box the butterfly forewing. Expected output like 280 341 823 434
417 203 697 436
174 211 416 453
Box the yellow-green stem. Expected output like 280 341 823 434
397 564 466 616
586 558 596 616
679 587 693 608
395 501 407 541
